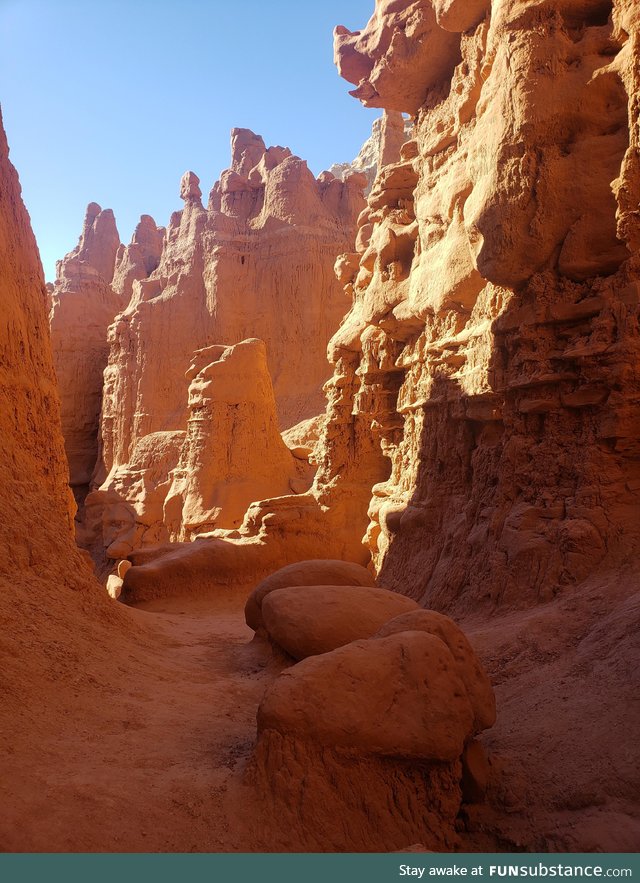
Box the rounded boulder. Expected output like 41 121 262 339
257 631 475 761
262 583 419 659
244 559 375 631
375 609 496 733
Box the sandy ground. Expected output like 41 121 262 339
0 589 272 852
1 573 638 853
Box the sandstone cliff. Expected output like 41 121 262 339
0 109 83 577
100 131 364 479
330 110 413 193
3 0 640 854
121 0 640 619
0 108 132 812
84 130 365 558
119 0 640 851
328 0 640 612
49 203 122 496
163 339 306 541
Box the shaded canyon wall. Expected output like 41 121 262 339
0 108 129 754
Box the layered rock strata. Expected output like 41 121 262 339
123 0 640 619
87 130 365 558
119 10 640 852
91 337 311 559
49 203 122 496
164 339 308 540
100 132 365 478
324 0 640 611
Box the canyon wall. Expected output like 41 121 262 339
123 0 640 620
323 0 640 613
239 0 640 851
0 110 80 575
0 109 125 750
100 131 365 478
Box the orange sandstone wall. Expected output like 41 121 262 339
0 109 123 724
100 131 365 483
82 132 366 557
49 203 123 495
320 0 640 612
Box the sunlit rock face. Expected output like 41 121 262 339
49 203 122 497
117 0 640 615
324 0 640 611
110 214 165 304
329 110 413 194
49 207 165 504
79 131 364 559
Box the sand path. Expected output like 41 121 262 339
2 590 269 852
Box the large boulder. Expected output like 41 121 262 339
262 583 419 659
376 609 496 732
244 558 375 631
257 630 475 761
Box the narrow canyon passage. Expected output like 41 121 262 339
2 0 639 856
3 570 637 853
1 589 274 852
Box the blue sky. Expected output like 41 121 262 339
0 0 377 280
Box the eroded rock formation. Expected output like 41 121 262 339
324 0 640 612
110 214 164 308
100 131 364 474
164 338 305 541
329 110 413 193
122 0 640 617
4 0 640 854
49 203 122 496
116 1 640 850
82 130 365 559
248 585 496 851
0 108 126 799
88 337 308 559
0 109 83 577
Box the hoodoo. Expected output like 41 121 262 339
49 202 122 498
68 130 366 562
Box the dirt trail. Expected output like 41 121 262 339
2 573 638 853
1 589 271 853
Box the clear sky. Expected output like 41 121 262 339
0 0 377 281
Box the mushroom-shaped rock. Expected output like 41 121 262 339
245 559 375 632
257 631 475 761
262 583 420 660
375 609 496 733
180 171 202 203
